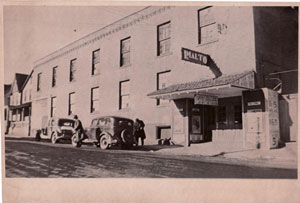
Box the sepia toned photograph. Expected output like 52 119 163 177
2 3 298 182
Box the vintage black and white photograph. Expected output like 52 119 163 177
2 3 298 183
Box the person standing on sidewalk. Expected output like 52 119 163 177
73 115 84 143
134 118 146 146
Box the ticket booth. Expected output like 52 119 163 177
243 88 280 149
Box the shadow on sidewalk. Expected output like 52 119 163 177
132 144 184 152
211 148 257 157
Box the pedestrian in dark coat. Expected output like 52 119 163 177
73 115 84 142
134 118 146 146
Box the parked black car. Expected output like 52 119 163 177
84 116 135 149
43 117 75 144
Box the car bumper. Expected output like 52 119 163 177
57 133 73 140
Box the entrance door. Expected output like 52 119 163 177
203 105 216 142
189 100 216 143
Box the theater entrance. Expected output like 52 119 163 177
188 99 216 143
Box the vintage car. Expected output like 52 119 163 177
43 117 76 144
84 116 135 149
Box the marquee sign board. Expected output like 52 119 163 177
181 48 210 66
194 94 218 106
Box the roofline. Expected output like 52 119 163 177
33 6 169 68
20 70 34 91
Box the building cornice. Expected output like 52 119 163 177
33 6 174 69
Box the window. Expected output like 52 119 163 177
218 106 226 123
91 87 99 113
157 70 170 105
24 90 27 103
29 90 32 101
157 22 171 56
120 37 130 67
119 80 130 109
50 97 56 117
52 66 57 87
68 92 75 115
70 59 77 82
198 6 217 44
234 105 242 124
92 49 100 75
37 73 42 91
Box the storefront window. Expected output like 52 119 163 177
218 106 226 123
234 105 242 124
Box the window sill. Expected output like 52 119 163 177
90 110 99 115
119 107 130 112
156 52 173 59
91 73 100 77
120 64 131 69
197 40 219 47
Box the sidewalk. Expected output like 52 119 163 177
156 141 298 169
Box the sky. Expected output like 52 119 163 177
3 6 144 84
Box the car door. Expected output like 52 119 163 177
88 118 99 140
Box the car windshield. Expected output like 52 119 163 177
58 119 74 127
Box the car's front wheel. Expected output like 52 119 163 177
51 132 58 144
99 134 110 150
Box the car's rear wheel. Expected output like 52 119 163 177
51 132 58 144
99 134 110 150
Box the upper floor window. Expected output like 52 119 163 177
52 66 57 87
37 72 42 91
50 96 56 117
91 87 99 113
70 59 77 82
120 37 130 67
198 6 217 44
92 49 100 75
24 90 27 103
119 80 130 110
157 70 171 105
157 22 171 56
68 92 75 115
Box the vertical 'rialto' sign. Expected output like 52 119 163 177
181 48 210 66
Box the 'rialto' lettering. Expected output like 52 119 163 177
182 48 208 65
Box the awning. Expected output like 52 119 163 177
147 71 256 100
9 102 31 110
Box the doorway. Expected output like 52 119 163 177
188 100 216 143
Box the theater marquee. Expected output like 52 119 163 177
194 94 218 106
181 48 210 66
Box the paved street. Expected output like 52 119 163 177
5 137 297 178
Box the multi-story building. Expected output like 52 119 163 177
4 84 11 134
7 72 32 136
30 6 298 148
